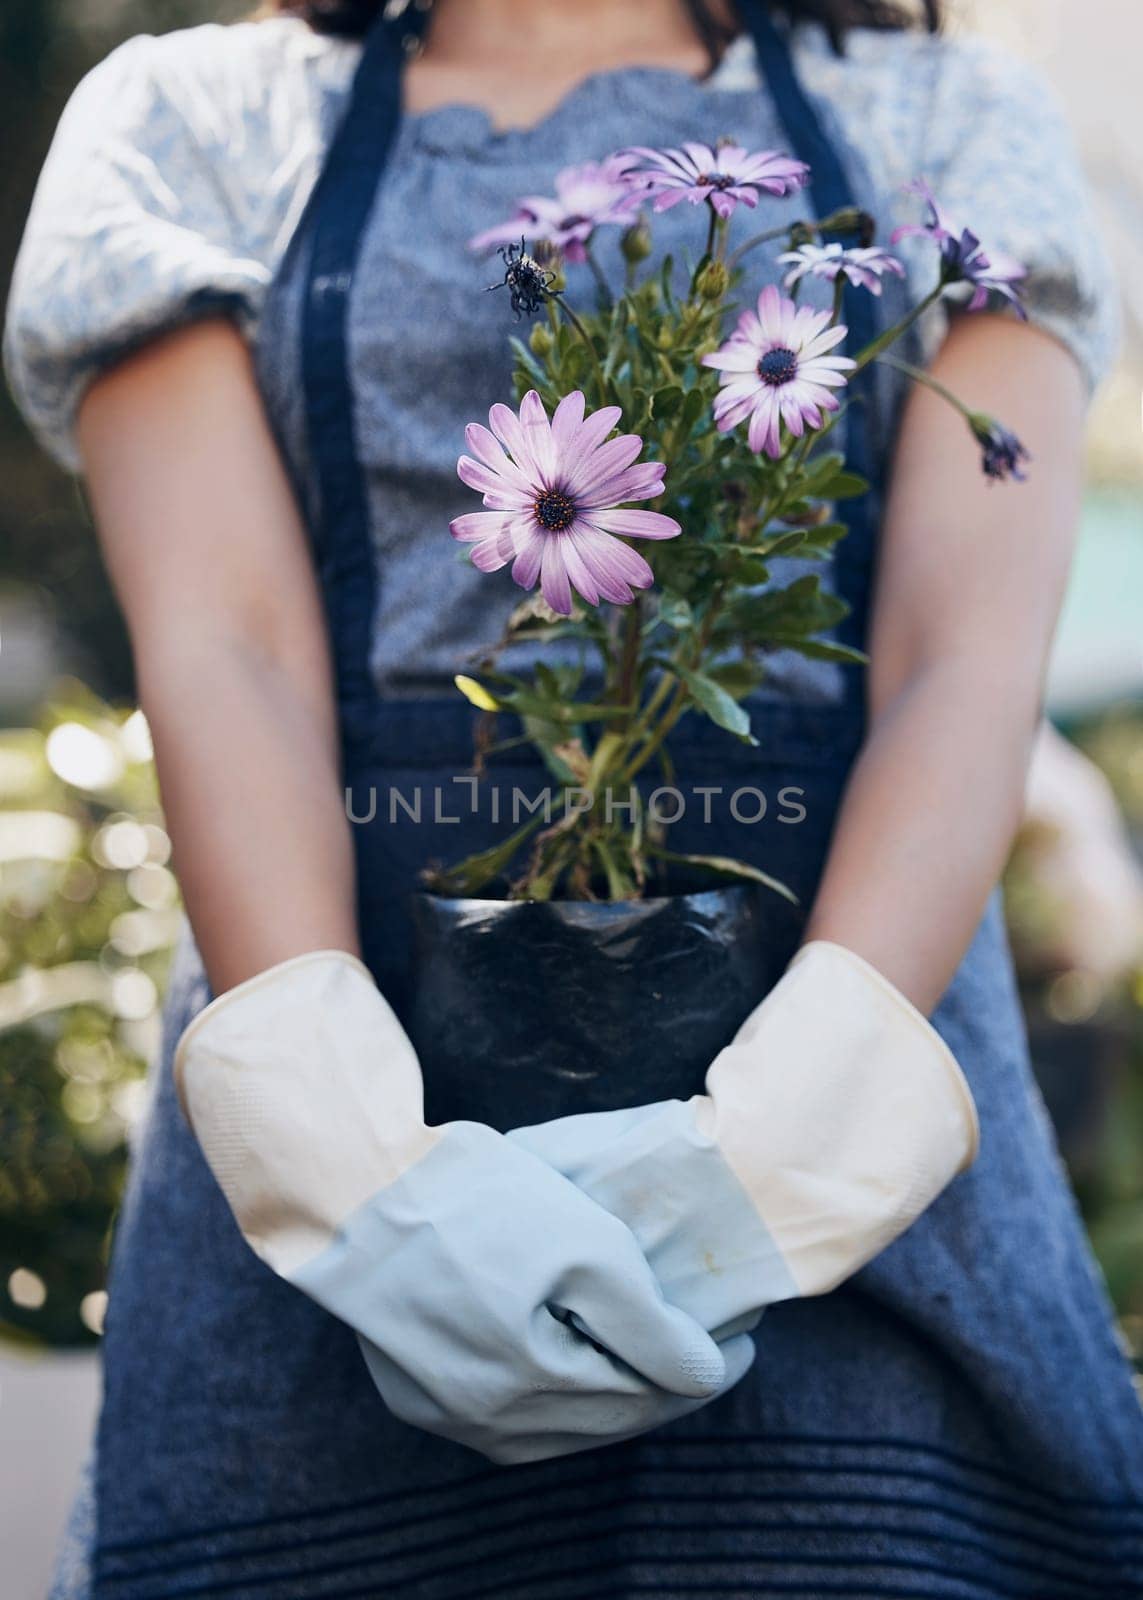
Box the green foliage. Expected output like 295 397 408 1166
0 688 178 1347
449 198 921 902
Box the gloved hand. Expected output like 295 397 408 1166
174 950 753 1464
511 941 980 1341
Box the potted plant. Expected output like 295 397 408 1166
408 147 1028 1129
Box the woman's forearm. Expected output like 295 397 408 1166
803 314 1087 1015
138 630 359 994
804 651 1037 1013
76 320 359 996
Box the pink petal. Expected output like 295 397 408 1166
564 432 644 502
463 423 536 496
651 188 692 213
450 509 512 545
456 454 533 510
583 507 681 541
558 533 603 606
550 391 587 459
519 390 556 480
709 189 739 220
511 527 546 591
567 403 623 461
571 524 655 594
703 344 760 374
581 461 665 508
488 401 545 481
540 537 573 616
747 394 781 458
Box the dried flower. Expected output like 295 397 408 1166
451 391 680 615
779 241 905 296
891 180 1026 314
487 239 555 319
621 140 809 219
969 414 1031 482
468 157 643 265
702 285 854 458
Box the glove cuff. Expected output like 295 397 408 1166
709 938 980 1295
174 948 434 1274
173 949 375 1115
785 941 980 1165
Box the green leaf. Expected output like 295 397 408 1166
791 639 868 665
707 659 766 699
423 812 546 897
719 574 850 648
648 846 798 905
753 529 806 559
679 667 757 744
824 470 869 500
591 837 638 902
799 521 848 553
652 385 684 419
658 593 694 631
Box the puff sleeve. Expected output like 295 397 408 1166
3 34 274 471
912 37 1120 393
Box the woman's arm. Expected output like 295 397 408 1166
804 313 1088 1013
77 319 359 993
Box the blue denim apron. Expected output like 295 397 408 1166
69 8 1143 1598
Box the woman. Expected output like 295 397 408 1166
7 0 1143 1594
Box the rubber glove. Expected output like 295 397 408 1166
511 941 980 1341
175 950 753 1464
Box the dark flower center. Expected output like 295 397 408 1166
697 173 735 190
535 489 577 532
758 347 799 387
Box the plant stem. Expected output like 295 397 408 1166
704 201 719 264
616 595 644 729
849 283 944 374
619 681 690 785
726 223 796 273
553 294 608 405
584 245 613 311
874 352 973 422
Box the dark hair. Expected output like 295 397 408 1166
274 1 941 56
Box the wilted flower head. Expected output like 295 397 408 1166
468 156 642 264
487 239 555 319
702 284 855 458
891 180 1026 314
969 414 1031 483
779 241 905 296
621 140 809 219
451 391 680 616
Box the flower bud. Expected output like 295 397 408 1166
695 259 730 302
529 322 554 357
621 216 653 265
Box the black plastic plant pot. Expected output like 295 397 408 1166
409 885 771 1133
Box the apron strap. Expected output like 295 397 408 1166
300 7 426 744
737 1 883 672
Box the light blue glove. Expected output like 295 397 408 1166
175 951 754 1463
512 943 980 1339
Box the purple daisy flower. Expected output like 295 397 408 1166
778 241 905 296
451 390 681 616
891 179 1027 314
969 414 1031 483
468 156 643 265
702 284 855 458
621 141 809 220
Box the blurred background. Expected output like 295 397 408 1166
1 1 1140 1594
